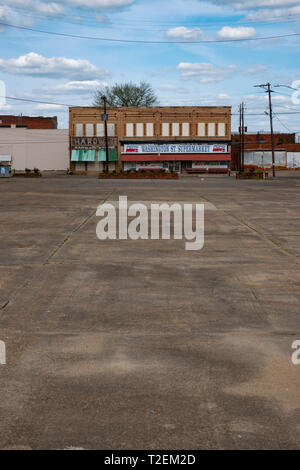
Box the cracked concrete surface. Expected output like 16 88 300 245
0 173 300 449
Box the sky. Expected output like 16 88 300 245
0 0 300 134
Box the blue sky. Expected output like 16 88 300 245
0 0 300 134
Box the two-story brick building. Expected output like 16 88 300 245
69 106 231 174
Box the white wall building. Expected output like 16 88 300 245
0 129 69 172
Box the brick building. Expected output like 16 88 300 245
69 106 232 174
0 115 58 129
231 132 300 169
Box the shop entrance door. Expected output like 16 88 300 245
174 161 181 173
181 161 192 171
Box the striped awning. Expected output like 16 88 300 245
71 149 96 162
98 149 118 162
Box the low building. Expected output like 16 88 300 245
0 128 69 172
69 106 232 174
231 132 300 169
0 115 58 129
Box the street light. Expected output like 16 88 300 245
274 84 298 91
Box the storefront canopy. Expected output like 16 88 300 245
98 149 118 162
71 149 95 162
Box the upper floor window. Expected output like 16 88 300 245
96 123 104 137
107 123 115 136
136 123 144 137
75 123 83 137
162 123 169 137
146 123 154 137
182 123 189 137
85 123 94 137
172 123 180 137
198 123 205 137
208 123 215 137
126 123 134 137
218 123 226 137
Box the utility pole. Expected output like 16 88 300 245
241 102 245 171
254 83 276 177
101 95 109 173
239 103 245 171
239 104 242 171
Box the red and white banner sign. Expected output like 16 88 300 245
124 143 228 154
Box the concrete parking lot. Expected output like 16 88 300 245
0 172 300 450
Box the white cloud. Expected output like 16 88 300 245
245 64 269 74
0 53 110 80
245 92 293 109
0 5 12 22
158 84 177 90
212 0 300 24
41 80 107 94
158 84 187 94
35 2 65 15
0 104 13 110
2 0 65 17
95 14 108 22
246 4 300 20
56 0 135 10
165 26 203 41
177 62 238 83
217 26 256 39
272 94 292 103
212 0 299 10
218 93 231 99
1 0 134 21
36 103 65 110
245 94 265 101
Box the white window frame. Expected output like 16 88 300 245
126 123 134 137
162 123 169 137
75 123 83 137
172 123 180 137
182 123 190 137
198 123 206 137
218 123 226 137
85 123 94 137
208 123 215 137
107 123 115 137
146 123 154 137
136 123 144 137
96 123 104 137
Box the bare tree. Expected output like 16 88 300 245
93 81 158 107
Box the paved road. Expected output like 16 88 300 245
0 174 300 449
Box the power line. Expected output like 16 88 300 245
2 95 300 118
1 21 300 44
3 9 300 32
0 95 72 107
273 113 294 133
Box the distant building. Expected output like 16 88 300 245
69 106 232 174
0 115 58 129
231 132 300 169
